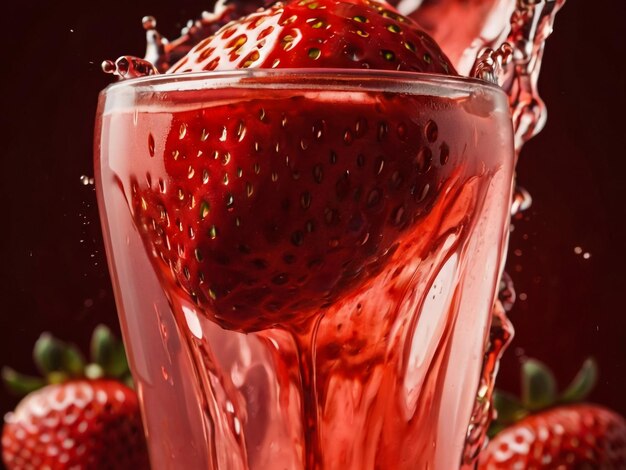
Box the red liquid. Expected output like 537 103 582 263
95 73 514 469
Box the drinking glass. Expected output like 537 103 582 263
95 69 514 469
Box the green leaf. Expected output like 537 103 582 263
560 358 598 404
492 390 528 425
122 373 135 389
62 344 86 377
521 358 557 411
33 333 66 375
107 343 130 378
487 421 507 439
90 325 129 378
2 367 45 396
47 371 69 384
91 324 115 366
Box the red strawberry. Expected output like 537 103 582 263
169 0 455 74
131 0 457 332
2 380 149 470
479 359 626 469
2 326 150 469
132 92 460 331
479 404 626 469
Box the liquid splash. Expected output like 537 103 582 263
462 300 514 465
102 0 262 79
508 0 567 151
99 0 565 466
101 55 158 80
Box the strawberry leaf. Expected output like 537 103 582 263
1 367 45 396
107 343 130 378
63 344 86 377
91 325 129 378
33 333 66 375
493 390 528 425
91 325 115 367
559 357 598 404
522 358 557 411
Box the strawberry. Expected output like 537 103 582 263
169 0 455 74
478 359 626 469
131 0 457 331
2 380 148 470
2 326 150 469
479 404 626 469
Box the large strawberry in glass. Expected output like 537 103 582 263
130 0 457 331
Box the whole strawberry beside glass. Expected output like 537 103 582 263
2 326 150 469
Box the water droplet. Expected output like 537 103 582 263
102 55 158 80
80 175 94 186
511 186 532 215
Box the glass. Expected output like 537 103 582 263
94 69 514 469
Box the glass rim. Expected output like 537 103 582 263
101 68 506 99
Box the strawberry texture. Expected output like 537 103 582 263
479 404 626 469
2 380 149 470
130 0 458 332
169 0 455 74
132 93 456 331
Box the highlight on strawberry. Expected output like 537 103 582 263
1 326 150 469
478 358 626 469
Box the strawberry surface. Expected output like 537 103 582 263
479 404 626 469
131 91 458 331
2 380 149 469
129 0 458 332
169 0 455 75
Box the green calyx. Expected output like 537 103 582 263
489 357 598 438
2 324 133 397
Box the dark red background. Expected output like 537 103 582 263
0 0 624 458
